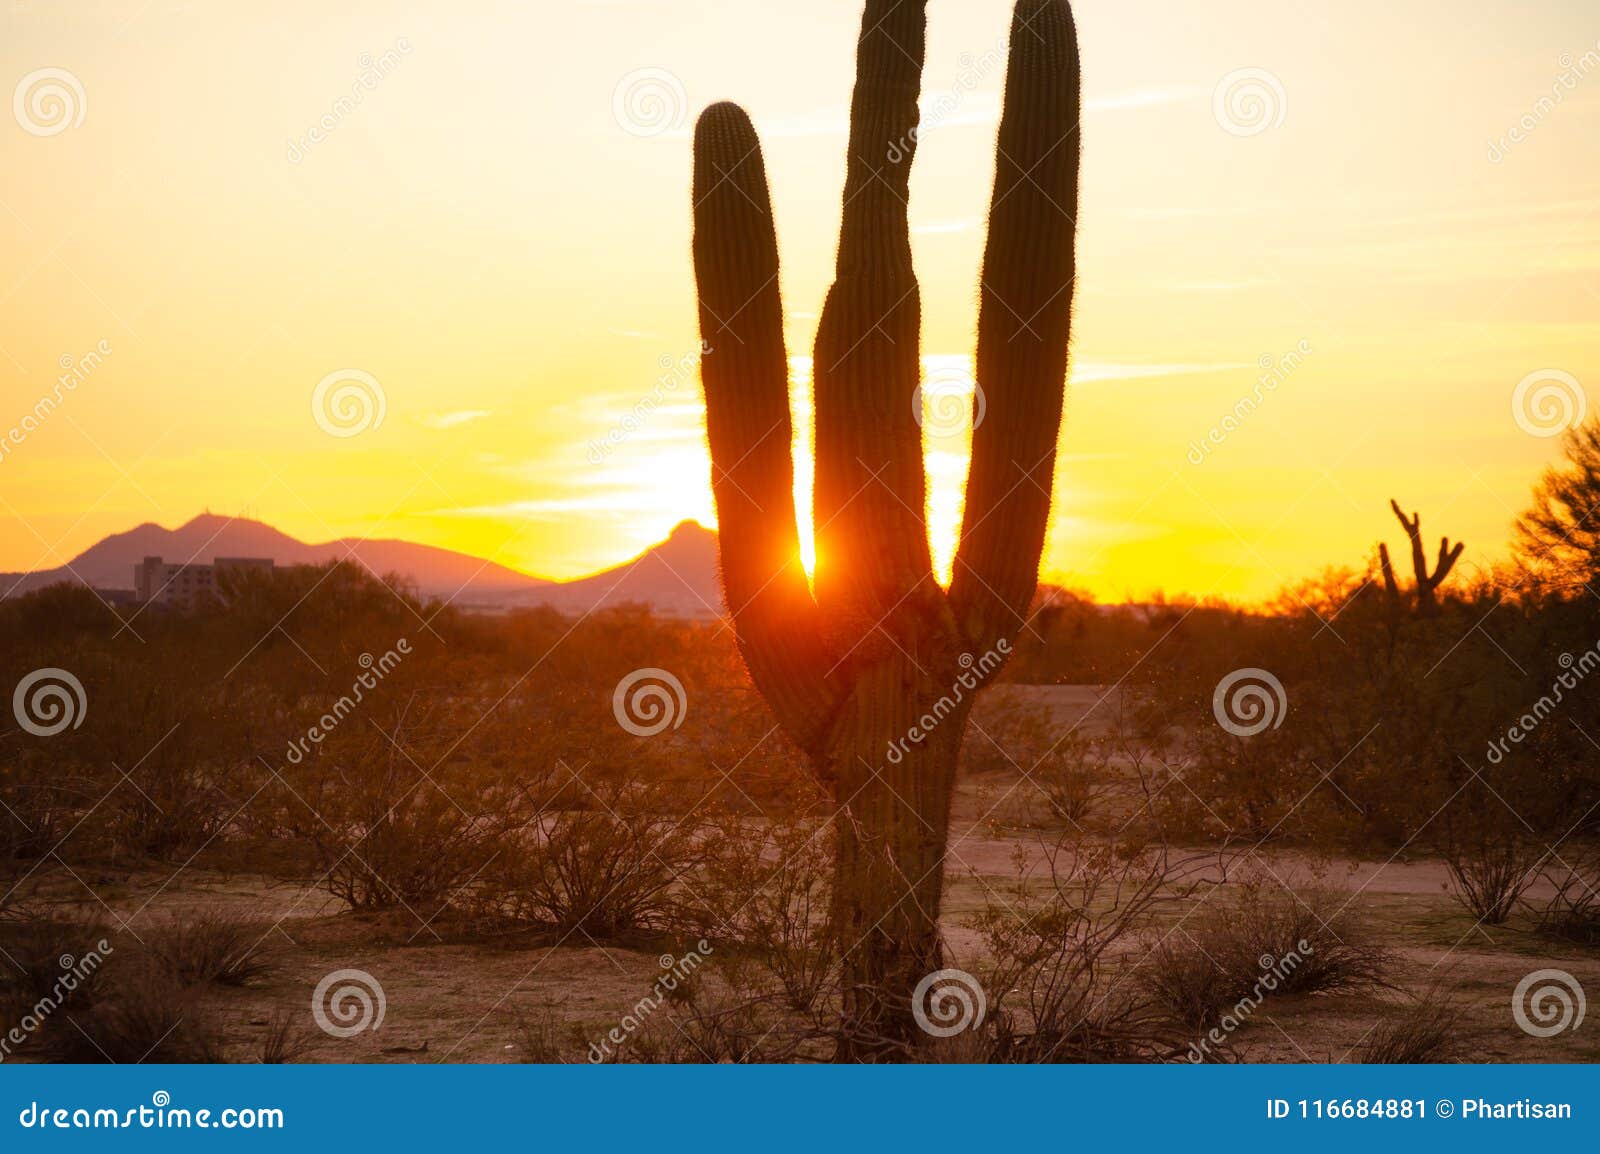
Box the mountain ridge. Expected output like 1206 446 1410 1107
0 514 725 616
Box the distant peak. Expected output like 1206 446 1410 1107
667 520 714 541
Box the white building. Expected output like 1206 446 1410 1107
134 556 274 607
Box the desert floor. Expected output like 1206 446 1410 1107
19 686 1599 1064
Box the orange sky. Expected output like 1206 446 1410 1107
2 1 1598 602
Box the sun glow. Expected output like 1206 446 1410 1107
787 355 973 588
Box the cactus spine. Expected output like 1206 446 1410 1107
692 0 1080 1054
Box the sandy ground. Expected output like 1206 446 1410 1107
11 685 1599 1064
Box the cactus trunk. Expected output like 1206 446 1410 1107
825 657 971 1056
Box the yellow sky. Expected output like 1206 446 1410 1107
3 0 1598 602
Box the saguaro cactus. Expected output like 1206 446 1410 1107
1379 499 1463 617
692 0 1080 1053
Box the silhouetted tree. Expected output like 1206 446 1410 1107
691 0 1080 1054
1379 499 1462 617
1516 417 1600 598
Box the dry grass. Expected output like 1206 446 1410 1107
148 912 269 986
49 966 225 1063
1144 880 1392 1036
258 1008 315 1064
1354 988 1465 1063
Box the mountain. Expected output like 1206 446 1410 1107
0 514 726 616
510 521 724 616
0 513 547 600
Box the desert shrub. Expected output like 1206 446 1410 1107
1030 733 1116 827
0 916 113 1046
1442 813 1542 926
958 836 1213 1063
1144 877 1391 1036
697 818 837 1015
510 1007 574 1063
258 1008 315 1064
147 912 268 986
0 763 94 881
476 778 716 940
276 690 544 912
1536 852 1600 945
609 983 818 1064
48 965 225 1063
1355 988 1465 1063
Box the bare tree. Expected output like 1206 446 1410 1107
1515 416 1600 597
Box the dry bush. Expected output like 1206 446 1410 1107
1443 817 1542 926
697 818 837 1015
1144 877 1391 1036
476 778 716 940
278 693 545 912
147 913 269 986
0 916 113 1030
957 836 1216 1063
258 1008 315 1064
610 984 818 1064
510 1007 575 1063
1036 749 1116 826
49 965 225 1063
1537 853 1600 945
1355 988 1465 1063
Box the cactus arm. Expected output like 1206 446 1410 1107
812 0 938 645
949 0 1082 654
1433 537 1464 590
693 103 846 757
834 0 927 276
1378 542 1400 603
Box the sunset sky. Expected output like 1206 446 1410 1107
2 0 1597 602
